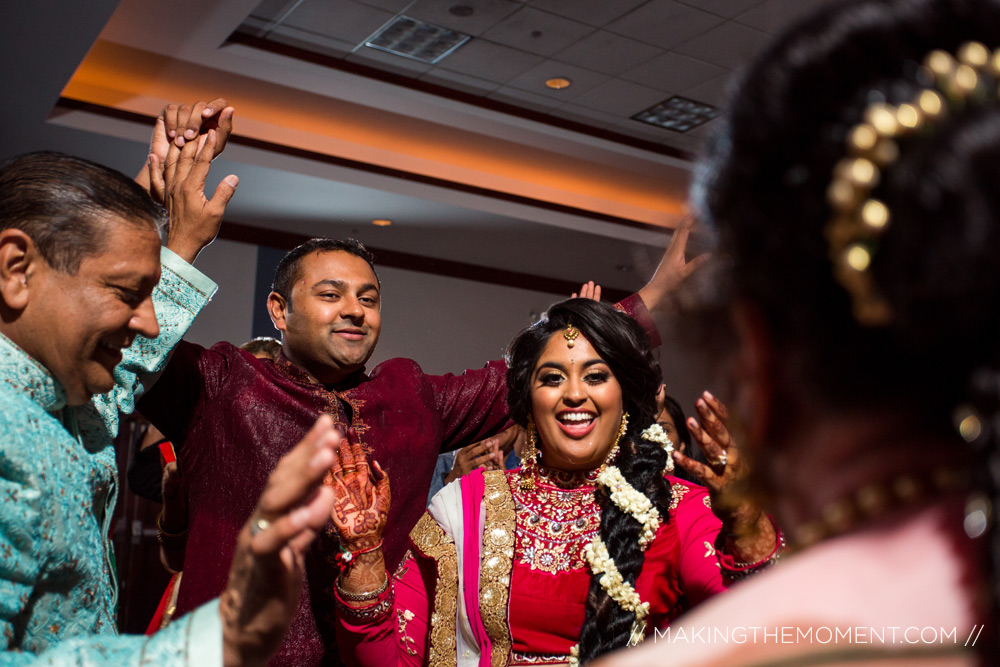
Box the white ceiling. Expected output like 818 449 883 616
2 0 832 293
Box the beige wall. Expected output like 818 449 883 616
182 238 711 419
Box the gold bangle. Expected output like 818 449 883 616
335 572 389 602
156 511 188 547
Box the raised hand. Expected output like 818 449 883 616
151 128 238 264
137 98 233 197
674 391 775 559
637 213 711 311
674 391 743 500
162 97 234 153
325 427 390 551
220 415 339 667
444 437 501 485
571 281 602 301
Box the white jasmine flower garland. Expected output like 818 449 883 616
596 466 661 548
568 422 675 664
640 423 675 473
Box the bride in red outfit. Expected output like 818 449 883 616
326 298 779 666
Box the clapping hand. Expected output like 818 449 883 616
325 428 390 551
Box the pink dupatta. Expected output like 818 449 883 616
461 469 493 667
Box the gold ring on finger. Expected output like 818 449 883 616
249 517 270 536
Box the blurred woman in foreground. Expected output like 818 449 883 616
599 0 999 664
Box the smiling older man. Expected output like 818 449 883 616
0 148 338 666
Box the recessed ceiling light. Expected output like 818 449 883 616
372 218 393 227
363 15 470 64
632 96 719 133
545 77 572 90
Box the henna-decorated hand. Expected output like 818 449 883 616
324 427 390 551
673 391 761 534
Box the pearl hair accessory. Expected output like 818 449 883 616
825 41 1000 326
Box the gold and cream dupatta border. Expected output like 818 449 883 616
409 511 459 667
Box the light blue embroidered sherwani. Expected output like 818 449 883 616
0 248 221 666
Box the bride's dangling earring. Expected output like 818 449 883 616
520 417 539 492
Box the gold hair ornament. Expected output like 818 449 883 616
825 41 1000 326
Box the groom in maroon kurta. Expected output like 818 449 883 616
139 239 662 665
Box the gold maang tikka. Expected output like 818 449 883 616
563 323 580 348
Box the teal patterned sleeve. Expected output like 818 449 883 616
87 247 217 439
0 601 222 666
0 442 44 656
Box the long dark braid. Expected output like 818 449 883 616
576 433 671 663
505 298 667 663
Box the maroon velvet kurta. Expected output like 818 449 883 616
140 348 511 665
137 293 656 665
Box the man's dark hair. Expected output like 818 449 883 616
0 151 166 274
270 238 378 309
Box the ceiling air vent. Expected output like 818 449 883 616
363 16 470 64
632 96 719 133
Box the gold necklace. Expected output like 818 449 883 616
789 467 970 550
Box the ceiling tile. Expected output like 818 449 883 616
283 0 395 46
436 39 544 84
606 0 725 49
249 0 301 22
682 71 735 106
571 78 666 117
345 46 433 75
355 0 418 11
269 25 355 58
527 0 647 27
674 20 769 69
504 59 609 102
405 0 522 36
606 117 684 144
735 0 834 33
481 6 594 57
553 30 663 77
654 130 706 154
418 68 501 94
674 0 766 19
550 103 621 128
240 15 273 36
621 50 725 94
487 86 563 112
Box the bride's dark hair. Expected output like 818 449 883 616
506 298 669 662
